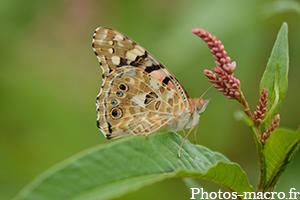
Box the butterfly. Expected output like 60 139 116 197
92 27 210 157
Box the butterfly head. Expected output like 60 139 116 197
193 98 210 115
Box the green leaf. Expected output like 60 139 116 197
263 128 300 187
259 22 289 130
14 132 253 200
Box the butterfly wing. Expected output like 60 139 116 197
97 66 185 138
92 27 191 139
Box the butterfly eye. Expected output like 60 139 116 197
118 83 128 91
110 107 122 119
116 91 123 97
111 99 118 105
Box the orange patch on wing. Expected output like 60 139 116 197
150 70 175 90
167 82 174 90
150 70 165 81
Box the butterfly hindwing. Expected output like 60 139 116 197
97 66 183 138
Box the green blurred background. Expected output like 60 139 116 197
1 0 299 199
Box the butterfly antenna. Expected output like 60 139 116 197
200 84 215 99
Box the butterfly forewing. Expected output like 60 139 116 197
93 28 189 103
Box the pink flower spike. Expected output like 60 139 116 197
253 88 268 125
193 28 242 102
261 114 280 144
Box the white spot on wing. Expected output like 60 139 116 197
114 34 124 41
131 95 146 108
108 48 114 54
150 79 160 90
98 29 108 39
96 39 105 45
111 56 120 65
117 42 125 47
108 40 113 45
126 48 144 61
125 51 137 61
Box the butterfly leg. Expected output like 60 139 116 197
178 125 195 158
182 129 187 137
145 132 153 137
182 130 191 142
194 122 199 144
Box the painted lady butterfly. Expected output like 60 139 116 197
92 27 210 157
